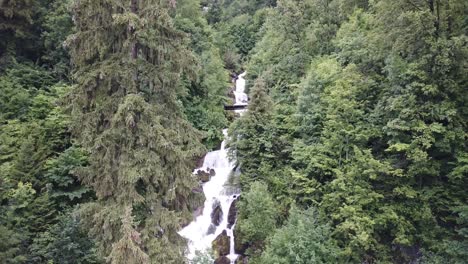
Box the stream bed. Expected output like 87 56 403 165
179 73 248 264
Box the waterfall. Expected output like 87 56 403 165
179 73 248 264
234 72 248 116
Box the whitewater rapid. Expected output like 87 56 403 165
179 73 248 263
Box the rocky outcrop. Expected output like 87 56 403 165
196 168 216 183
214 256 231 264
211 200 223 226
227 195 240 228
196 170 210 183
209 168 216 177
212 230 230 257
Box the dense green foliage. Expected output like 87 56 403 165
67 0 209 262
0 63 98 263
259 206 340 264
1 0 466 263
175 0 230 150
0 1 98 261
228 0 468 263
237 182 278 252
203 0 275 71
1 0 231 263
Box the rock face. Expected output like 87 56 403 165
211 200 223 226
214 256 231 264
212 230 230 257
227 195 240 228
196 169 210 182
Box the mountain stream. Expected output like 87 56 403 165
179 72 248 264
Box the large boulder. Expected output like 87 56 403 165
196 170 210 183
211 200 223 226
227 195 240 229
214 256 230 264
209 168 216 177
212 230 230 257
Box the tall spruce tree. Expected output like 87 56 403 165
68 0 204 262
0 0 36 64
228 78 274 185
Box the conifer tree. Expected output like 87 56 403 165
228 78 274 185
0 0 35 57
68 0 205 262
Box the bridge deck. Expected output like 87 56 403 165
224 104 248 111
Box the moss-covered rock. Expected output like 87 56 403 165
214 256 231 264
196 170 210 182
212 230 230 257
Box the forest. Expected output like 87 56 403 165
0 0 466 264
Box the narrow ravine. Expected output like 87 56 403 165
179 73 248 264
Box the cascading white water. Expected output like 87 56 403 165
179 72 248 264
234 72 248 116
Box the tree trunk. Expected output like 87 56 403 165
130 0 138 93
130 0 138 60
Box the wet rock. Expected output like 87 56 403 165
212 230 230 257
227 196 240 229
214 256 230 264
211 200 223 226
196 170 210 183
209 168 216 177
207 224 217 235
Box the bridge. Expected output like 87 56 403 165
224 104 248 111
